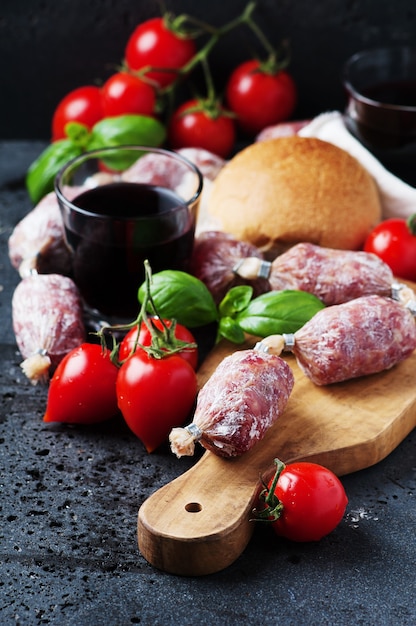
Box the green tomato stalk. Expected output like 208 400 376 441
97 260 197 364
154 2 291 117
251 458 286 522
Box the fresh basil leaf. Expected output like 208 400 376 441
218 285 253 318
236 290 325 337
217 316 246 344
88 114 166 169
26 140 83 204
138 270 218 328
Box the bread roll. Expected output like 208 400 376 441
207 136 382 255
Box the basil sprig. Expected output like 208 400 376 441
235 289 325 337
138 270 219 329
138 270 325 343
26 114 167 204
26 138 83 205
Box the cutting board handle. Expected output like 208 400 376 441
137 450 268 576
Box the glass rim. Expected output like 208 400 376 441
343 45 416 113
54 144 204 219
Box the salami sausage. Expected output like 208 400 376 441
121 152 184 188
190 231 269 304
12 273 86 384
269 243 395 305
8 191 71 277
176 148 226 181
236 243 402 306
7 183 98 277
257 295 416 385
255 120 310 142
169 349 294 458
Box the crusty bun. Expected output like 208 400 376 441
207 136 382 255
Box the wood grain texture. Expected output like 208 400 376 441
138 326 416 576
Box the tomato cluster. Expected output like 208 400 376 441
50 10 297 157
44 319 198 453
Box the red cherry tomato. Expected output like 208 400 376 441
364 216 416 282
101 71 156 118
44 343 119 424
168 99 236 159
52 86 104 141
119 318 198 370
257 460 348 542
116 351 197 452
125 17 196 88
226 59 297 136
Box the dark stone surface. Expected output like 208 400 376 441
1 0 416 140
1 141 416 625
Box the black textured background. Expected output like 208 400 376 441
1 0 416 139
1 2 416 623
1 144 416 626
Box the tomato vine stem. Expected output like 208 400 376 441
251 458 286 522
156 2 289 108
96 260 197 364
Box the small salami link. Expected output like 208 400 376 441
269 243 395 305
169 349 294 458
190 231 269 303
236 242 400 306
258 295 416 385
8 191 71 277
176 148 226 181
255 120 311 142
12 273 86 384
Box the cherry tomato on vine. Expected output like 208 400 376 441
116 351 197 452
168 99 236 159
255 459 348 542
226 60 297 136
364 215 416 282
125 17 196 88
43 343 119 424
101 72 157 118
52 86 104 141
119 318 198 370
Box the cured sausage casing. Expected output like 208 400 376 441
190 231 269 304
12 273 86 384
268 243 394 305
170 349 294 458
291 295 416 385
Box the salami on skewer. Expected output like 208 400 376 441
169 349 294 458
256 295 416 386
235 242 408 306
12 273 86 384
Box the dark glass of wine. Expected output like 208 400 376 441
55 146 203 325
343 46 416 187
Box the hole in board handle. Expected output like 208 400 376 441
185 502 202 513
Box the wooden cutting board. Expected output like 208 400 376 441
138 332 416 577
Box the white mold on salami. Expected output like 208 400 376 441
169 349 294 458
269 243 395 305
8 186 89 277
176 148 226 180
8 191 70 277
236 242 399 306
12 273 86 384
257 295 416 386
190 231 269 303
255 120 310 142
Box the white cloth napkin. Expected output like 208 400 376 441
299 110 416 219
